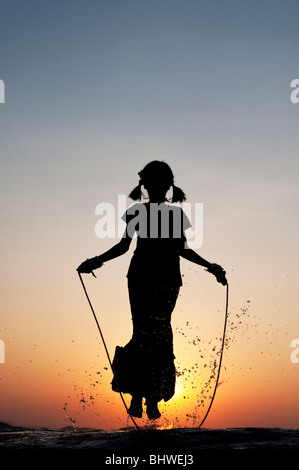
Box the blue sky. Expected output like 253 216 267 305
1 0 298 272
1 0 298 193
1 0 298 243
1 0 299 312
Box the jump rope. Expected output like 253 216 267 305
78 271 229 431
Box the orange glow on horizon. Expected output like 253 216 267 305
1 245 299 430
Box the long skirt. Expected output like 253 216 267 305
112 279 180 402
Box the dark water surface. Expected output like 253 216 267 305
1 422 299 456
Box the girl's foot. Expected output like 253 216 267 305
127 396 143 418
146 401 161 420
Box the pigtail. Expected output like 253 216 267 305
129 163 186 203
172 184 186 203
128 180 144 201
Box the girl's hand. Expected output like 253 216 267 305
77 259 94 274
77 257 103 274
206 263 227 286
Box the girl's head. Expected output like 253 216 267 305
129 161 186 203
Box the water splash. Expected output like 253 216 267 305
63 300 252 430
62 403 77 432
172 300 252 427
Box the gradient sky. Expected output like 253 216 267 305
1 0 299 430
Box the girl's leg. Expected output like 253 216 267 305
127 280 180 414
145 399 161 420
128 395 143 418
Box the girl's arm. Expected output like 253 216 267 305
179 234 212 268
179 245 212 269
77 231 133 274
180 238 227 286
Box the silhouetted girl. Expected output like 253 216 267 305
77 161 226 420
